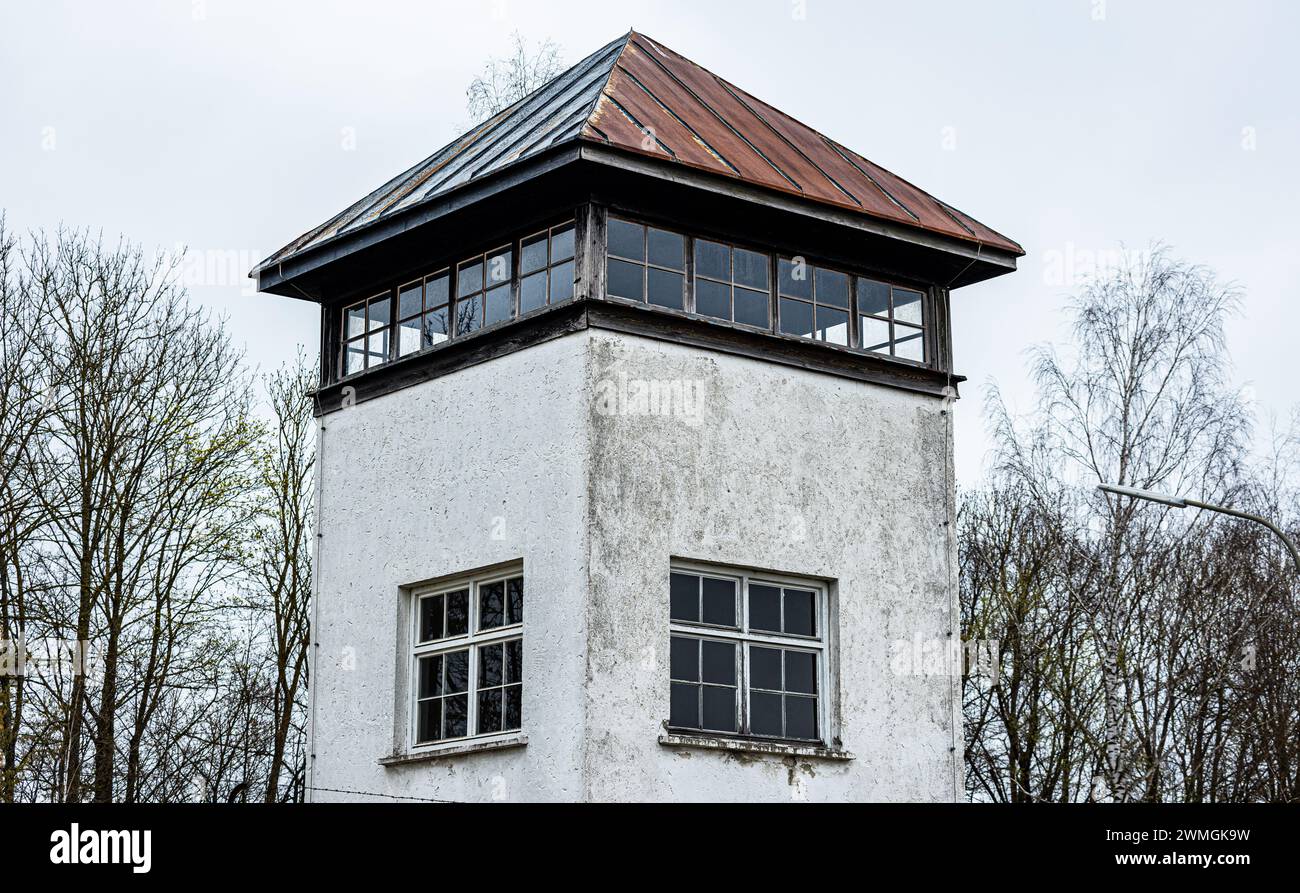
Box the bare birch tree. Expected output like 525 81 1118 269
466 32 563 121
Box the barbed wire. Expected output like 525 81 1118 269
305 784 459 804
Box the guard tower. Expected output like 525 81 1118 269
253 31 1022 802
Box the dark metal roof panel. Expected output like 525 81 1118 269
253 34 628 273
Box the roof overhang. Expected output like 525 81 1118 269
255 141 1019 301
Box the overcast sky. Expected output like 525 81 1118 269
3 0 1295 485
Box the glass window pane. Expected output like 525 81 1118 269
607 218 644 260
506 577 523 625
549 259 574 303
893 288 923 325
521 232 548 274
749 584 781 632
344 339 364 376
346 303 367 338
484 285 512 326
701 577 736 627
418 654 443 698
670 635 699 682
487 248 512 289
751 691 782 736
446 589 469 636
858 277 890 317
750 646 782 691
399 281 422 320
504 686 522 730
670 682 699 729
779 297 814 338
733 249 768 290
505 639 523 685
701 686 736 733
607 258 644 301
520 271 548 313
895 324 924 362
457 259 483 297
785 695 817 739
367 296 390 330
445 650 469 694
479 642 503 687
416 699 442 743
778 258 812 298
701 640 735 686
783 588 816 637
859 315 891 353
423 308 449 348
647 228 684 270
478 690 503 734
815 268 849 308
366 332 389 367
670 572 699 622
695 278 730 321
398 315 423 357
695 239 729 281
479 580 505 630
816 306 849 345
734 287 769 329
455 294 482 335
418 594 444 642
550 223 575 262
785 650 817 694
444 694 468 738
647 268 684 310
426 271 449 308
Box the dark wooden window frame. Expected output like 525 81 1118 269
331 215 579 383
601 208 938 371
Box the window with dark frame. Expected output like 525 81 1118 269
396 269 450 358
411 571 524 747
694 238 771 329
778 259 851 346
857 277 926 362
456 244 513 335
668 566 826 744
519 222 576 313
606 217 686 310
340 293 393 377
601 216 931 370
336 217 576 380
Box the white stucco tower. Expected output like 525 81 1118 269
253 31 1021 803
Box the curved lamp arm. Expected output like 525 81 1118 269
1098 483 1300 575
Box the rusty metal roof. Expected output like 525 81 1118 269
254 31 1021 277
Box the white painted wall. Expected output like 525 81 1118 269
310 326 959 802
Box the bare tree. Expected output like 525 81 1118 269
19 230 258 802
466 32 563 121
247 354 314 803
964 245 1299 802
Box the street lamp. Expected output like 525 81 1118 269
1097 483 1300 574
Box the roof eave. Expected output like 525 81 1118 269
576 142 1021 286
254 143 584 299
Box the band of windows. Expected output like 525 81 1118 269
340 220 575 379
607 216 928 364
339 213 930 381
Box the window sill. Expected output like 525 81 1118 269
658 733 854 762
379 734 527 768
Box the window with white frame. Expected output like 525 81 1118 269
410 570 523 747
668 565 827 743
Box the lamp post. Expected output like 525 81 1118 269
1097 483 1300 574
